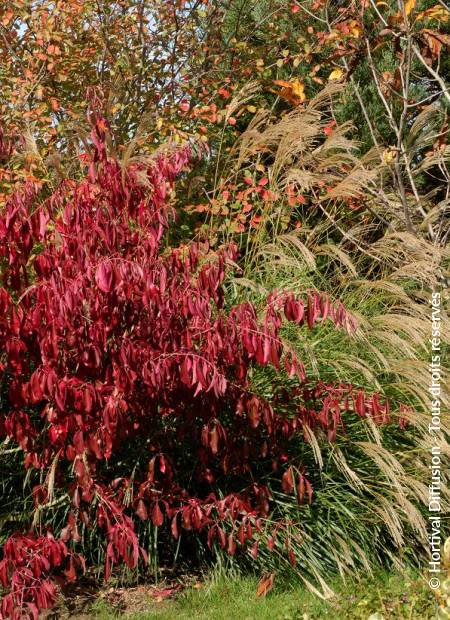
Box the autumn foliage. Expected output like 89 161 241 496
0 111 402 617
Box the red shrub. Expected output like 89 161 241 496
0 533 84 620
0 116 393 617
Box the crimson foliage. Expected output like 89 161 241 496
0 116 394 618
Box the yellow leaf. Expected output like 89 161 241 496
382 147 396 164
328 68 344 81
290 79 305 101
349 20 362 38
405 0 416 16
246 105 257 113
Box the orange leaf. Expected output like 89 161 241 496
273 79 306 106
256 573 275 597
250 215 263 228
416 5 449 22
150 585 182 600
421 29 450 56
1 10 13 27
218 87 230 98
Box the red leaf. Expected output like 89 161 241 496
237 524 246 546
64 557 76 582
282 467 294 494
297 475 305 504
247 396 260 429
227 533 237 556
288 549 297 566
209 426 219 455
152 502 164 527
250 540 259 559
355 390 365 416
95 261 114 293
136 499 148 521
171 515 179 539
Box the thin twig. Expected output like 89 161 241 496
413 45 450 106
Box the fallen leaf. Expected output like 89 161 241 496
150 585 182 600
256 573 275 597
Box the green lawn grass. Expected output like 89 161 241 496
85 569 438 620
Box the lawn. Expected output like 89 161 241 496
69 569 438 620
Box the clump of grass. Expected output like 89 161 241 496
211 86 450 591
